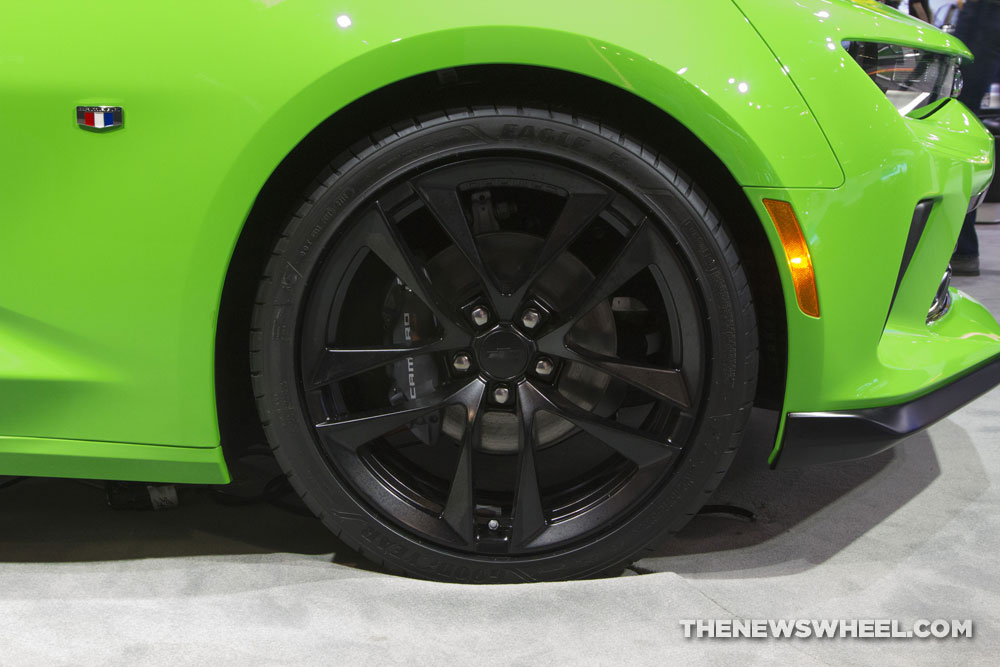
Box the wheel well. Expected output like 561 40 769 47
215 65 788 457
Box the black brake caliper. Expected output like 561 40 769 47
384 279 441 445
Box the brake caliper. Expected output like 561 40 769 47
385 279 441 444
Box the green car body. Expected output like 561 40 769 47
0 0 995 484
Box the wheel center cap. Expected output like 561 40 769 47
475 327 533 380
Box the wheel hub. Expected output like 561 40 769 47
427 232 617 452
475 326 534 380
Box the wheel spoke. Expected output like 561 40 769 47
509 191 614 304
525 380 681 468
540 347 691 410
532 217 694 408
355 205 468 337
316 379 485 451
537 219 659 348
310 340 455 387
510 382 548 548
441 382 487 545
411 174 507 310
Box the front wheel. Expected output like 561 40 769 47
251 105 758 583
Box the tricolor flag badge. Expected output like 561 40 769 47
76 106 123 131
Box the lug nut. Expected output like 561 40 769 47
535 357 555 377
493 385 511 405
520 308 541 330
452 353 471 372
487 519 500 531
471 306 490 327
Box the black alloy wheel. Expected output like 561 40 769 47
252 105 758 583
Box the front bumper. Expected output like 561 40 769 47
778 352 1000 465
735 0 998 465
745 96 997 466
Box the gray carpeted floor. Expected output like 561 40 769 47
1 225 999 666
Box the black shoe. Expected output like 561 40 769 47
951 254 980 276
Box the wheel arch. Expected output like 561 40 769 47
215 63 788 458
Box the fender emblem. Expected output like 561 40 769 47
77 106 123 130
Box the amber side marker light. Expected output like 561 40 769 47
762 198 820 318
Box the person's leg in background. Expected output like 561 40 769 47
910 0 931 22
952 0 1000 276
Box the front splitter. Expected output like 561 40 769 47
776 352 1000 466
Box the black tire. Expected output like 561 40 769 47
251 105 758 583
